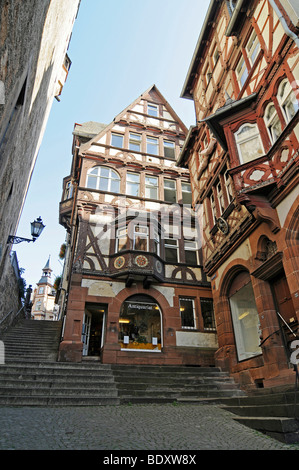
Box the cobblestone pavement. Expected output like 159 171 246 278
0 403 299 451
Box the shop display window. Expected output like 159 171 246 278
119 296 162 351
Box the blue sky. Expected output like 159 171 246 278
15 0 210 289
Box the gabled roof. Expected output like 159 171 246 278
79 84 188 155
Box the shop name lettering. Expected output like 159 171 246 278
128 303 153 310
103 454 196 466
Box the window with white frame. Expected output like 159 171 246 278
264 103 282 144
277 79 299 124
179 298 196 329
86 166 120 193
210 192 217 225
234 123 264 163
216 181 225 214
145 175 159 199
182 182 192 205
184 240 198 265
163 140 175 159
147 136 159 155
164 237 179 263
164 179 176 203
148 104 158 117
126 172 140 197
133 225 149 251
116 227 129 252
111 133 124 148
246 30 260 65
152 227 160 256
236 56 249 89
224 168 234 204
129 133 142 152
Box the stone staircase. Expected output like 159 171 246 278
1 319 62 362
0 319 245 406
217 386 299 444
111 364 245 404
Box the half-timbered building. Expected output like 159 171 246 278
179 0 299 389
57 86 216 365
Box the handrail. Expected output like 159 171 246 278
0 304 25 326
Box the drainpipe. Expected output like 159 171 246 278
268 0 299 47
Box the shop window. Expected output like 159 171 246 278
200 298 216 330
147 136 159 155
234 123 264 163
179 298 196 329
277 79 299 124
182 182 192 205
86 166 120 193
264 103 282 144
228 271 262 361
133 225 149 251
111 133 124 148
119 295 162 351
145 175 159 199
164 237 179 263
164 179 176 203
126 172 140 197
163 140 175 159
129 133 141 152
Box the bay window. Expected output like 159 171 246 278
277 79 298 124
133 225 149 251
234 123 264 163
264 103 282 144
164 238 179 263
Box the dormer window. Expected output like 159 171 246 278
234 123 264 163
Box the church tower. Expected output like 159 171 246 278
31 257 57 321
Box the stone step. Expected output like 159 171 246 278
232 416 299 445
0 396 120 406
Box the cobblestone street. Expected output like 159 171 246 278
1 403 299 451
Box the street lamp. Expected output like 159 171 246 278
7 217 45 244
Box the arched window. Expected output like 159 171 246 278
119 294 162 351
264 102 282 144
228 271 261 361
86 166 120 193
277 79 298 124
234 123 264 163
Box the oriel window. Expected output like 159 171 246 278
133 225 149 251
234 123 264 163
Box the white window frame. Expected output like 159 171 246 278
264 103 282 144
116 227 128 253
179 297 196 329
164 237 179 263
277 79 299 124
234 123 265 163
246 30 260 65
182 182 192 205
145 175 159 199
236 55 248 89
126 172 140 197
129 132 141 152
111 133 124 148
184 240 198 266
164 179 177 203
148 104 158 117
133 225 149 252
86 166 120 193
146 136 159 155
163 140 175 159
